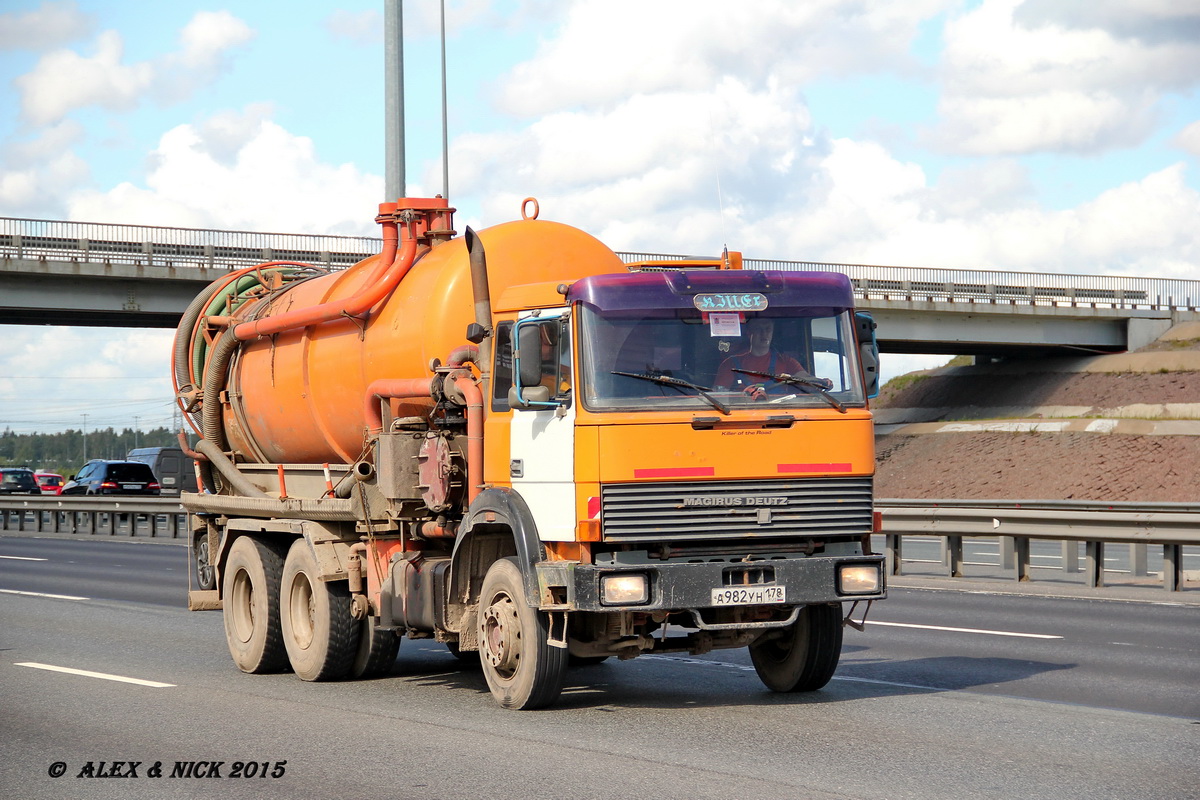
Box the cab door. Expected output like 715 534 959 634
507 311 576 542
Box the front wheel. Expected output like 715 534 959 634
749 604 843 692
477 558 567 709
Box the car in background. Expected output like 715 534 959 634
126 446 198 495
0 467 42 495
60 460 160 496
34 471 65 495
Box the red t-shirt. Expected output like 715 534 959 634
714 350 805 389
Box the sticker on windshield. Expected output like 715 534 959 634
693 292 768 312
708 312 741 337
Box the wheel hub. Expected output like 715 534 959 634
480 597 521 674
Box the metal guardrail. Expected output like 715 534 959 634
2 495 1195 592
878 500 1199 592
0 217 380 271
4 217 1200 311
0 496 187 539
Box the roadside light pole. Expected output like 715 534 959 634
385 0 405 200
82 413 88 462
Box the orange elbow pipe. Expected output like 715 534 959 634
452 372 485 505
363 378 437 435
231 213 413 342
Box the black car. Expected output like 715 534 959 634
0 467 41 495
60 460 161 496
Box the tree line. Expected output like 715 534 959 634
0 427 187 477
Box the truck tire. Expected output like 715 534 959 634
194 535 216 591
222 536 288 673
279 539 359 681
351 615 401 679
477 558 567 709
749 603 843 692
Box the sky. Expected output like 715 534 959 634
1 0 1199 436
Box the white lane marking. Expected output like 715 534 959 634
15 662 175 688
867 620 1062 639
0 588 88 601
0 555 46 561
642 655 944 691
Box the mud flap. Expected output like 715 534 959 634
547 610 568 649
188 590 221 611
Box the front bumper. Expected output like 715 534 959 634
536 554 885 614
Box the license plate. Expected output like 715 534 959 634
711 585 786 606
121 484 141 490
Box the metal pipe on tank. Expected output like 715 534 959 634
231 210 409 341
465 227 492 415
364 377 437 434
451 371 484 504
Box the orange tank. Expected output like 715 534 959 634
202 209 624 465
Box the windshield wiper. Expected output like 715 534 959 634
611 371 731 415
731 368 846 413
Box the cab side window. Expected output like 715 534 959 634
491 321 515 412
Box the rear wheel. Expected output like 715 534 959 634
478 558 567 709
222 536 288 673
749 604 843 692
280 539 359 681
194 536 215 591
351 614 401 679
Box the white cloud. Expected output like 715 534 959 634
1176 121 1200 157
13 12 254 126
0 0 94 51
16 31 154 125
325 9 381 45
932 0 1200 155
497 0 952 116
67 108 385 235
0 326 177 434
454 76 826 252
169 10 254 77
0 120 90 216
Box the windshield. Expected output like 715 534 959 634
579 305 867 412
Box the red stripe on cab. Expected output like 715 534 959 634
634 466 716 479
778 463 853 473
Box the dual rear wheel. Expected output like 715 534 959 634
221 536 399 681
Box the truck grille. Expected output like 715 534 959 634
600 477 873 543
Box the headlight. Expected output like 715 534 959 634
838 564 881 595
600 573 648 605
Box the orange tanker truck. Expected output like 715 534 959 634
176 196 885 709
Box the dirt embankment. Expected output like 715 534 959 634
875 431 1200 502
872 331 1200 502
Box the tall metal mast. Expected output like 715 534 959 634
385 0 405 200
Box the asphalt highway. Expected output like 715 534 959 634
2 534 1197 800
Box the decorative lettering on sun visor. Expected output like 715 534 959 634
693 292 768 312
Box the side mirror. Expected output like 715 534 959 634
855 311 880 399
516 323 544 388
509 318 561 411
508 385 552 409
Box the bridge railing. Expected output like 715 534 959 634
5 217 1200 311
0 217 380 271
620 252 1200 311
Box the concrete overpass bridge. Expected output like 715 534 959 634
3 216 1199 356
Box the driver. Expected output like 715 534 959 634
713 317 809 398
